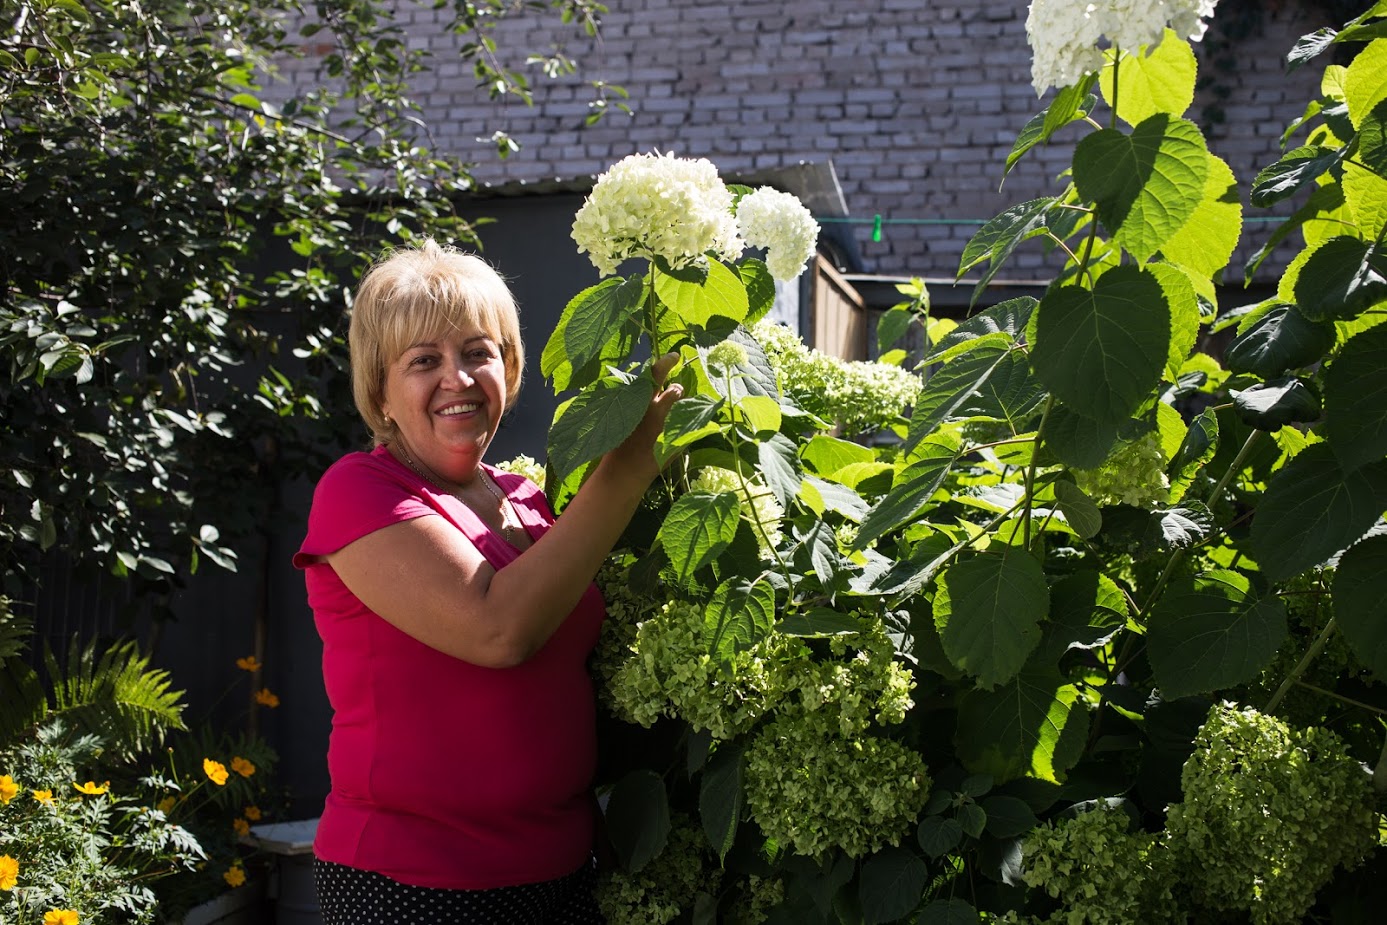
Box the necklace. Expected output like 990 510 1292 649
394 444 521 543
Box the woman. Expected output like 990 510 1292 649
293 240 680 923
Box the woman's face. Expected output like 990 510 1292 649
380 323 507 470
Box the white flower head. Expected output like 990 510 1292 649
571 152 744 277
735 187 820 281
1026 0 1222 95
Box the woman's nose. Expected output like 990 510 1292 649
441 359 474 388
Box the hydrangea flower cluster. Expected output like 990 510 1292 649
596 814 720 925
1165 703 1376 925
571 152 742 277
1073 430 1170 508
754 320 921 435
494 453 545 490
690 465 784 554
1025 0 1222 94
735 187 820 281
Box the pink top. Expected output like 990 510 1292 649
292 445 606 889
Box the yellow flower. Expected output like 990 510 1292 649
73 781 110 795
232 818 251 837
43 911 79 925
203 759 229 786
0 854 18 891
230 756 256 778
244 805 262 821
156 796 177 814
235 655 261 672
223 865 246 888
32 789 53 804
0 775 17 804
254 687 279 708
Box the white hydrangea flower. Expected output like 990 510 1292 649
690 466 784 553
735 187 820 281
494 453 545 490
1026 0 1222 95
571 152 743 277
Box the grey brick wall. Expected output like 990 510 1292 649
272 1 1334 285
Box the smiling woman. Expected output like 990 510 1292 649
291 239 682 924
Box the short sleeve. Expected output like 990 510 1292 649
293 451 435 568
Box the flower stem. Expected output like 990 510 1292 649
1022 394 1055 550
1266 617 1337 714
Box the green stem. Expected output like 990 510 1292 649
647 262 660 357
724 369 793 585
1266 617 1336 714
1022 395 1055 551
1291 678 1387 720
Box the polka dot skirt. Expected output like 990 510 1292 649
314 857 606 924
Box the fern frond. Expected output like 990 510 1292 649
0 596 34 659
45 636 188 758
0 657 48 743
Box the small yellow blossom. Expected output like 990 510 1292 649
0 855 18 891
223 865 246 888
254 688 280 708
156 796 177 814
0 775 17 804
235 656 262 672
32 789 53 804
230 756 256 778
44 911 79 925
203 759 229 786
73 781 110 795
232 818 251 837
244 805 262 821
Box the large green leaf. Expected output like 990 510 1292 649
562 275 644 376
1250 146 1347 207
801 434 875 476
1149 262 1201 383
926 297 1036 364
1225 302 1335 377
655 258 749 326
1031 266 1170 428
860 847 928 925
934 548 1049 689
704 577 776 658
1072 114 1209 262
1043 402 1119 468
1158 154 1241 278
1248 443 1387 580
1244 183 1346 283
1169 407 1219 502
1333 535 1387 677
1101 31 1197 127
658 490 742 583
1359 99 1387 177
1232 376 1322 430
954 667 1089 783
956 349 1046 428
699 743 744 862
546 376 655 487
958 198 1057 297
854 434 960 549
1294 236 1387 321
907 341 1014 448
1344 159 1387 238
1344 37 1387 129
605 769 671 873
1005 79 1096 176
757 433 802 507
918 900 980 925
1147 571 1288 699
738 259 777 325
1052 481 1102 539
1326 321 1387 471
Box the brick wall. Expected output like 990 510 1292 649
272 0 1335 285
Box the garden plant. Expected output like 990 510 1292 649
533 2 1387 922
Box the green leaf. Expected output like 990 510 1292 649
546 376 655 486
1158 154 1242 279
738 259 777 325
1005 79 1095 176
658 490 742 583
1344 37 1387 130
1326 322 1387 471
1293 236 1387 321
1037 571 1127 663
1343 160 1387 241
700 744 744 862
1031 266 1171 428
1052 481 1102 539
1149 262 1201 383
1225 303 1336 377
1250 145 1348 207
907 341 1014 448
934 549 1049 689
1148 571 1289 699
958 198 1057 295
926 297 1036 363
917 816 963 857
1245 183 1347 283
777 607 864 637
1232 376 1322 430
563 275 644 375
704 577 775 658
955 668 1089 783
982 795 1040 837
1072 114 1209 263
1169 408 1219 502
917 900 979 925
1360 99 1387 177
1101 32 1197 127
737 394 782 435
605 770 671 873
1287 27 1338 71
1249 443 1387 580
656 258 749 326
1043 403 1119 468
854 435 959 549
1332 535 1387 677
657 393 722 466
878 305 914 353
757 433 802 507
802 435 875 476
1144 504 1214 553
956 350 1046 427
860 847 928 925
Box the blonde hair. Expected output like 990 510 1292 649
349 239 524 445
